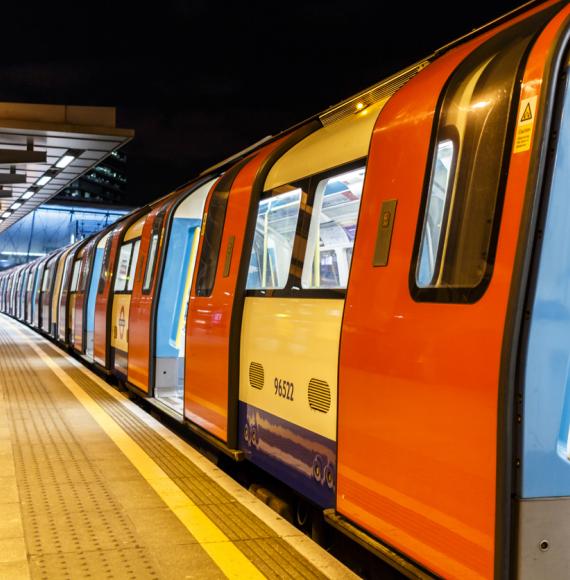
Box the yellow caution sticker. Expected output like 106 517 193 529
514 96 537 153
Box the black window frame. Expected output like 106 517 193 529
112 238 142 295
70 259 83 293
97 235 113 295
246 158 366 300
142 208 167 295
195 158 250 297
409 13 549 304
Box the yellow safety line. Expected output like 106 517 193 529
9 321 265 580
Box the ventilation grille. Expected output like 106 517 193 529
249 362 264 390
308 378 331 413
319 60 430 126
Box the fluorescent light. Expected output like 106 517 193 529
10 202 22 210
1 211 11 218
21 191 34 200
37 175 52 186
56 154 75 169
0 251 45 257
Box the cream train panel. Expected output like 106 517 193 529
264 98 386 191
239 297 343 440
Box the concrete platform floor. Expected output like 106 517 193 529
0 315 356 579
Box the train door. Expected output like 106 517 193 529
15 268 25 320
332 8 560 579
110 213 147 378
51 247 72 338
19 267 30 321
127 198 174 392
0 276 5 312
237 97 389 506
84 232 111 361
68 247 86 346
26 262 38 324
40 255 58 333
516 13 570 579
184 128 316 446
32 258 47 328
94 212 147 372
6 273 13 316
150 179 215 412
72 239 97 353
58 247 79 343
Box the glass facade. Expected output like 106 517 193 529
56 150 127 205
0 204 128 271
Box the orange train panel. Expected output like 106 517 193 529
184 138 289 443
336 4 563 579
128 196 176 392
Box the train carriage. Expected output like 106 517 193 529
3 2 570 578
31 256 48 328
108 210 150 378
39 250 62 334
92 208 149 373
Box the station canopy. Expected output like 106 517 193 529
0 102 133 234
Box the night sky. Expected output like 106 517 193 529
0 1 525 206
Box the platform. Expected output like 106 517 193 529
0 314 355 579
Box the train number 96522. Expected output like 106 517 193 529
274 378 294 401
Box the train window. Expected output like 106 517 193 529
126 240 140 292
195 190 229 296
70 260 82 292
302 167 365 289
114 243 133 292
246 187 302 290
97 235 113 294
41 269 51 292
412 21 538 302
417 139 456 286
143 234 159 292
27 270 34 292
195 159 248 297
77 262 85 293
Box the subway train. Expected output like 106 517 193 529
2 1 570 578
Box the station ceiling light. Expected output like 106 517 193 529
36 175 52 186
0 104 133 234
55 153 76 169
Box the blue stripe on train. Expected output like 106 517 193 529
238 402 336 508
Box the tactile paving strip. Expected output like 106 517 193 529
0 330 162 580
39 341 329 580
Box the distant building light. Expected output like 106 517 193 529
37 175 52 186
21 191 34 200
10 202 22 210
55 154 76 169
